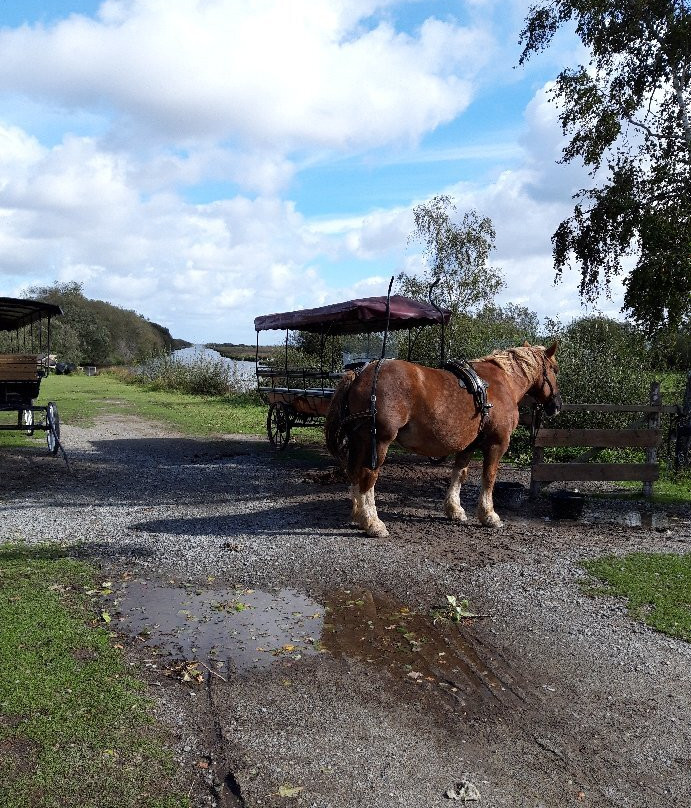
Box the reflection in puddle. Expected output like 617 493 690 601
110 580 324 674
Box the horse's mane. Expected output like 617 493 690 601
473 345 545 380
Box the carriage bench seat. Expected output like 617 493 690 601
258 386 334 398
0 354 41 382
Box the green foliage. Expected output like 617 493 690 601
286 332 348 368
582 552 691 642
407 196 504 311
20 281 178 365
125 351 245 396
519 1 691 335
668 315 691 370
0 543 186 808
396 195 527 365
543 315 651 421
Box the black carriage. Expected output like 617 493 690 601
0 297 64 456
254 292 450 449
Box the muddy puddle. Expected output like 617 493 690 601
578 507 673 530
321 588 526 714
109 579 324 674
110 578 526 714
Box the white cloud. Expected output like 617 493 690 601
0 4 627 344
0 122 332 340
0 0 490 151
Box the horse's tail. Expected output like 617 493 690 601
325 370 357 463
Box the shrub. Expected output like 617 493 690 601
126 351 243 397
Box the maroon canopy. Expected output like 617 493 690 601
254 295 451 335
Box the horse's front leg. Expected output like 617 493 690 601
477 441 508 528
443 449 473 521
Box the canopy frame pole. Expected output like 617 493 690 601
380 276 394 360
428 278 445 368
284 330 289 383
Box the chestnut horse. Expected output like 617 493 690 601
325 343 561 537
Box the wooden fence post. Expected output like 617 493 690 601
529 404 543 500
644 381 661 498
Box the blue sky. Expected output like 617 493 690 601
0 0 620 343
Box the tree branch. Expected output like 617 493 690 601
626 116 667 141
671 70 691 153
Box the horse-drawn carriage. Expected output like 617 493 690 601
254 292 451 449
255 285 562 537
0 296 64 456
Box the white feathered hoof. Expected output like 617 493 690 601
479 510 504 529
444 502 468 521
364 518 389 538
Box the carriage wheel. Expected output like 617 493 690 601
22 408 34 436
46 402 61 456
267 402 291 450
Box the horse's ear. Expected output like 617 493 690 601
545 342 558 359
523 340 531 347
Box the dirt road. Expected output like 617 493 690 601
1 415 690 808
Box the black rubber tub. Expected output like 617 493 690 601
493 481 527 509
549 490 585 520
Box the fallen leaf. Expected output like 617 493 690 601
278 784 304 798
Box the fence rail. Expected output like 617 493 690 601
529 382 679 498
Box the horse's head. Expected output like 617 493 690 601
530 343 562 416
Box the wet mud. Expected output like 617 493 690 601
110 578 525 717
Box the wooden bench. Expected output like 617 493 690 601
0 354 40 382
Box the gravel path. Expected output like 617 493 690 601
1 414 690 808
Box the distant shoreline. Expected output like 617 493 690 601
206 342 280 362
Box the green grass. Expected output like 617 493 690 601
0 372 337 456
0 543 187 808
609 475 691 504
582 552 691 642
0 372 266 450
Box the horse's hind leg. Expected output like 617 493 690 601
348 435 391 538
444 448 473 521
477 441 508 528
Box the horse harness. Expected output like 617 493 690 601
443 359 493 427
336 358 389 470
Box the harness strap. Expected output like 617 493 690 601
339 409 371 428
369 358 388 469
333 362 385 463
